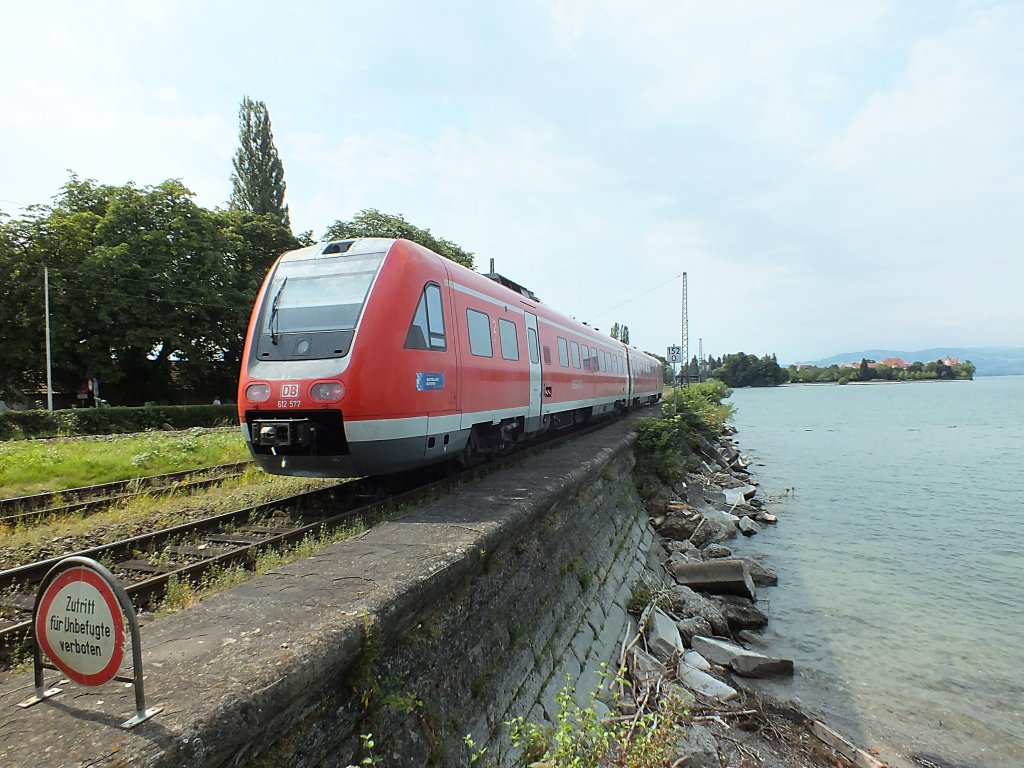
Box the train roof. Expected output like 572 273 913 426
273 238 655 359
278 238 394 263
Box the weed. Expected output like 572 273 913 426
358 732 382 766
576 563 594 591
463 733 491 766
508 669 689 768
382 691 423 715
627 580 653 615
470 671 493 699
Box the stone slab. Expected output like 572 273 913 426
668 558 756 600
691 635 793 677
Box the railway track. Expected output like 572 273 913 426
0 474 402 659
0 414 638 662
0 461 254 526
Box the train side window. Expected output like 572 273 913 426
582 344 591 370
404 283 446 351
557 337 569 367
467 309 493 357
425 284 446 349
543 345 551 365
528 328 540 365
499 318 519 361
570 341 581 368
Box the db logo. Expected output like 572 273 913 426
281 383 300 398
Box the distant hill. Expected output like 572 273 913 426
794 347 1024 376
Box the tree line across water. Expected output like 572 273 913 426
669 353 975 388
786 358 975 384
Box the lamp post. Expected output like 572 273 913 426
44 267 53 412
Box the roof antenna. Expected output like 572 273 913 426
489 257 495 273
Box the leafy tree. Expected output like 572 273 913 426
0 215 43 399
858 358 875 381
324 209 474 269
229 96 290 229
0 175 296 405
711 352 787 387
957 360 976 380
609 323 631 344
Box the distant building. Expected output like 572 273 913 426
942 356 960 366
882 357 909 368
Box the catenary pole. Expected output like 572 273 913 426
681 272 689 387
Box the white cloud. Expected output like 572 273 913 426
2 1 1022 361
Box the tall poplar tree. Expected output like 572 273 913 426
229 96 290 229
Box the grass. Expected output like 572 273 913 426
0 427 252 499
156 521 370 614
0 467 339 569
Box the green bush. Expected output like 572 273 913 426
0 404 238 440
635 415 686 485
634 381 734 486
663 380 733 438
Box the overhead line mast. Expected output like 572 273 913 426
681 272 689 386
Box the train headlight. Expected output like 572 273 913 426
246 383 271 402
311 381 345 402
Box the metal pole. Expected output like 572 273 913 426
44 267 53 412
680 272 689 387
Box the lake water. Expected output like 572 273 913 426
726 376 1024 768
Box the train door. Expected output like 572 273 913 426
421 271 463 463
524 311 543 432
626 349 636 404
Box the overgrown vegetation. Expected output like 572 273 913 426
157 523 368 614
0 426 250 498
0 404 238 440
634 381 733 486
0 469 334 569
508 669 690 767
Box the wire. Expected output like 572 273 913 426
589 273 682 322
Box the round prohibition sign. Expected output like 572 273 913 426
35 566 126 687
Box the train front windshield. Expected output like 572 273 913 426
266 250 386 334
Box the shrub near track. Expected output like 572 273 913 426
0 427 251 499
0 404 238 440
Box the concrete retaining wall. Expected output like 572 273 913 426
0 415 655 768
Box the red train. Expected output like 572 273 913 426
237 238 663 477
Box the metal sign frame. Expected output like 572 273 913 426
18 556 161 729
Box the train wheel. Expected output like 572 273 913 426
458 429 485 469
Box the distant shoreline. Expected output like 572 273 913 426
782 378 971 386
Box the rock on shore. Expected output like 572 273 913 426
620 424 888 768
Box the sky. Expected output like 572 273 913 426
2 1 1022 364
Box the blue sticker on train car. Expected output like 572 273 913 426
416 372 445 391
